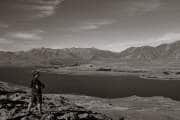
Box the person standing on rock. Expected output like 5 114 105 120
27 71 45 114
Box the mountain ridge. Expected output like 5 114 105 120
0 40 180 67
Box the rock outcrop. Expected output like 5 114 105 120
0 82 114 120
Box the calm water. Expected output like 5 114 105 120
0 67 180 100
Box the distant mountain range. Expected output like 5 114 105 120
120 40 180 61
0 40 180 67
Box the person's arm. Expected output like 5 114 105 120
41 82 45 89
39 80 45 89
30 80 33 88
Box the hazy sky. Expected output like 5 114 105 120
1 0 180 51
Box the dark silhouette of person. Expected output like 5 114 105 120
27 71 45 114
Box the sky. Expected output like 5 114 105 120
1 0 180 52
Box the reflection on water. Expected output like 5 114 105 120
0 67 180 100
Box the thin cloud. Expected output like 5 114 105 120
31 0 64 18
125 0 161 16
147 33 180 46
107 32 180 52
0 23 9 28
79 24 99 30
71 20 116 31
0 38 13 44
18 0 65 18
11 32 43 40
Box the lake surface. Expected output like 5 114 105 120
0 67 180 100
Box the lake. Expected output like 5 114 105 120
0 67 180 100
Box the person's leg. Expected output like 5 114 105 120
27 95 35 113
37 94 43 114
27 102 33 113
37 103 42 114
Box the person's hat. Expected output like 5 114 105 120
32 70 40 77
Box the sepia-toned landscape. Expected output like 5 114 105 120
1 0 180 120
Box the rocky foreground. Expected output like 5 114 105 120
1 82 180 120
0 82 114 120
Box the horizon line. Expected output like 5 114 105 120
0 40 179 53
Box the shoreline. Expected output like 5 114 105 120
39 67 180 81
1 65 180 80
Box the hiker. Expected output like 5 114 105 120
27 71 45 114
